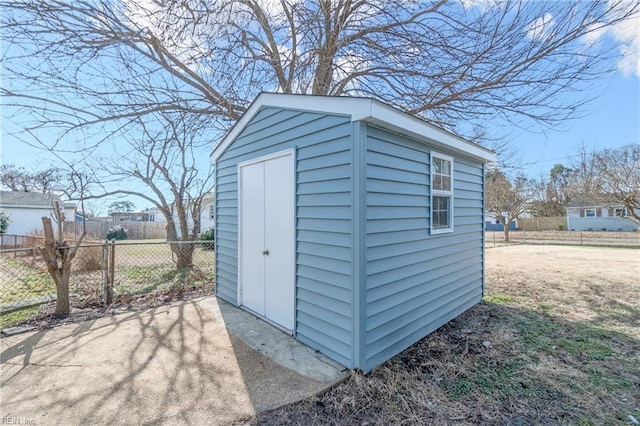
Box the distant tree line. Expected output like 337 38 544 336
486 144 639 241
0 164 64 194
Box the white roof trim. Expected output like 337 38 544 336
210 93 496 163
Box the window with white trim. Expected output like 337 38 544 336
431 152 454 234
614 207 626 217
585 208 596 218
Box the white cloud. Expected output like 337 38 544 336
527 13 555 41
610 1 640 77
459 0 498 12
579 1 640 77
582 22 609 46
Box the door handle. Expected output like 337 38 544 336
262 250 269 255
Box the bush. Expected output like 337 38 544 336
0 208 10 234
106 225 128 240
199 228 215 250
558 224 565 231
74 246 103 272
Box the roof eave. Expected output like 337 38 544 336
210 93 496 164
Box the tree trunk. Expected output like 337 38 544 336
172 242 194 270
503 226 511 243
40 215 74 316
166 218 195 269
54 268 71 315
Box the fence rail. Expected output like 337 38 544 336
486 230 640 247
0 234 44 251
0 240 214 328
64 220 167 240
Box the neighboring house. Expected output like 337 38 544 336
567 200 639 231
141 207 164 222
0 191 76 235
111 211 153 221
210 93 496 372
142 192 216 235
484 212 517 231
484 210 532 231
199 191 215 232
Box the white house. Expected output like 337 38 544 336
567 200 639 231
199 192 215 233
0 191 76 235
143 191 215 235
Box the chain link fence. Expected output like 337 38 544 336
485 230 640 247
0 240 214 328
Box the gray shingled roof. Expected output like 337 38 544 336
0 191 63 207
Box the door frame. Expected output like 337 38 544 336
237 148 296 333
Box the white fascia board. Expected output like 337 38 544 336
366 101 496 163
210 94 374 162
210 93 496 164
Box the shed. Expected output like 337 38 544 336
210 93 496 372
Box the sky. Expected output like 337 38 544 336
507 72 639 178
4 74 638 188
1 1 639 213
2 67 637 177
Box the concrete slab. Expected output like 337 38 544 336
0 297 349 425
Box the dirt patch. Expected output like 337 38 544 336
252 245 640 425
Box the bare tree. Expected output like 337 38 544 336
63 111 214 269
1 1 638 141
567 145 606 202
527 164 575 217
485 170 529 242
592 144 640 225
1 0 638 252
40 202 86 315
0 164 64 194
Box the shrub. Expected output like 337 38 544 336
199 228 215 250
0 208 10 234
74 246 103 272
106 225 128 240
558 224 565 231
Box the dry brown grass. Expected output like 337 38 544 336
73 245 104 272
252 245 639 425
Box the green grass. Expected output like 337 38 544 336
0 258 55 304
0 306 39 329
116 264 213 296
0 246 214 329
515 313 561 354
555 325 614 360
443 359 528 400
587 368 632 391
484 293 513 304
514 312 616 361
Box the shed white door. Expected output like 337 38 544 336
239 151 295 331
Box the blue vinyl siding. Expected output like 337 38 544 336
214 107 354 366
363 125 485 370
215 104 488 371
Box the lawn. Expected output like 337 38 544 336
253 245 639 425
0 241 215 328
